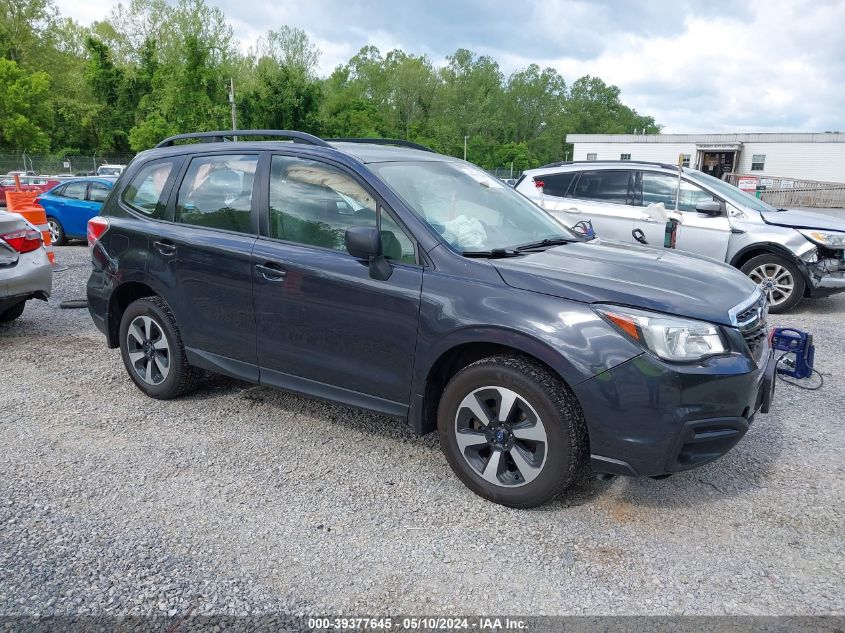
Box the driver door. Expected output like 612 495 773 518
634 171 731 260
252 153 423 414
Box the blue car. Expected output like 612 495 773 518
37 177 116 245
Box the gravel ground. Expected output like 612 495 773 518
1 244 843 619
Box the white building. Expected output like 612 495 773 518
566 133 845 183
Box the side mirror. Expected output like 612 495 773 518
696 200 724 216
345 226 392 281
345 226 380 259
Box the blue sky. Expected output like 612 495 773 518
57 0 845 134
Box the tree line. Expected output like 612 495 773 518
0 0 661 171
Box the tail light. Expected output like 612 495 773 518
87 217 109 247
34 197 42 204
1 228 42 253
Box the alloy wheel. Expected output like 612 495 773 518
126 315 170 385
748 263 794 307
48 219 61 244
454 386 548 487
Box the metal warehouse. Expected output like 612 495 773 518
566 133 845 184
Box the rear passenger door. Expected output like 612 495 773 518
146 153 261 374
564 170 639 242
252 153 422 413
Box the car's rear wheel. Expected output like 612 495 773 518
437 354 587 508
119 296 199 399
46 217 66 246
741 253 805 313
0 301 26 322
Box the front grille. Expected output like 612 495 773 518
731 292 769 358
742 321 768 356
735 304 760 326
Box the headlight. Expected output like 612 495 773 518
799 229 845 248
594 305 727 362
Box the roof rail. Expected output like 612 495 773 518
538 159 680 170
154 130 331 149
326 138 435 153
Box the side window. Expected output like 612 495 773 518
641 173 679 208
571 170 632 204
678 179 716 213
89 182 111 202
175 155 258 233
51 184 67 197
63 181 88 200
269 155 415 263
535 172 575 198
640 173 716 212
123 159 179 218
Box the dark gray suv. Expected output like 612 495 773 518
87 131 775 507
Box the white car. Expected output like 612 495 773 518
515 160 845 312
97 164 126 177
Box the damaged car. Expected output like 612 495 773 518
516 161 845 312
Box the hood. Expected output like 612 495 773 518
492 239 758 326
761 209 845 232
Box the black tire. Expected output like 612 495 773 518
118 296 199 399
437 354 587 508
740 253 805 314
0 301 26 322
46 216 66 246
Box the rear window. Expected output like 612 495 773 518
571 170 633 204
535 172 576 198
122 158 180 218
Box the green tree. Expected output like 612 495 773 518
0 58 51 150
128 113 175 151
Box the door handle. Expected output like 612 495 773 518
566 207 582 214
638 215 660 223
153 240 176 256
255 263 287 281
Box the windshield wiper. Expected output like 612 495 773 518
462 248 522 258
514 237 574 251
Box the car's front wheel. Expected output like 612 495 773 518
118 296 199 399
46 216 66 246
741 254 805 313
437 355 587 508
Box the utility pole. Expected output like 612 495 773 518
229 78 238 141
463 135 468 161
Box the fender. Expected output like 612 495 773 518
407 323 640 435
103 269 177 348
728 241 813 288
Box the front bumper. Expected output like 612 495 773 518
574 343 774 478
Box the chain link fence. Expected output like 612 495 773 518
0 152 136 176
489 167 525 182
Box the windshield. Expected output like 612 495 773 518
686 169 778 213
369 160 577 252
99 167 121 176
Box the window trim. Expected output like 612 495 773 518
750 154 766 171
262 151 422 267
